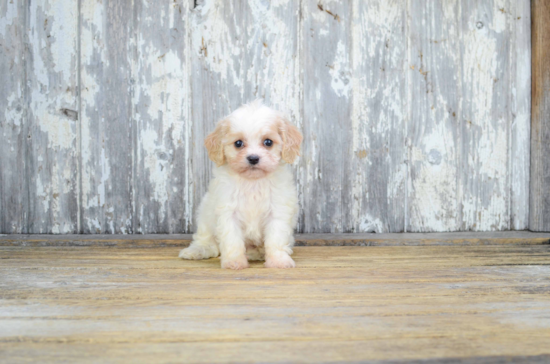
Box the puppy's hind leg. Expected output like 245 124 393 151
179 227 219 260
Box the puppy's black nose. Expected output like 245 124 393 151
247 155 260 165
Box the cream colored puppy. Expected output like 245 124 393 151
179 100 303 270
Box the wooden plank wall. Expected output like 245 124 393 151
530 0 550 231
0 0 26 233
0 0 532 234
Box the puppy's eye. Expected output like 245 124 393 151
263 139 273 147
234 140 243 148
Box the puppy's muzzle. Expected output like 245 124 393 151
247 155 260 165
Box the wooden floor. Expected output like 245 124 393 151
1 234 550 363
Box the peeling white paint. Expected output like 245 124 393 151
509 0 531 230
491 0 507 33
80 0 109 66
32 89 75 150
192 1 242 87
145 51 185 144
133 0 190 231
80 0 105 212
87 218 101 233
247 0 299 118
349 1 408 232
18 0 80 234
3 0 533 234
48 0 77 77
359 214 385 233
97 147 110 208
411 110 457 222
140 128 169 219
29 0 77 151
461 14 509 230
329 41 351 98
4 93 23 127
0 1 19 37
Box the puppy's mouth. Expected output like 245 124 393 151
245 163 263 170
247 165 264 173
241 165 268 178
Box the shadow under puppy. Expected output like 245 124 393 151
179 100 303 269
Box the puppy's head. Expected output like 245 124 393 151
205 101 302 179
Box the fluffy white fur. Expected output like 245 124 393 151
179 100 303 269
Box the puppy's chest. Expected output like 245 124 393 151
235 182 271 239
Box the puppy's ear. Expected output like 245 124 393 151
279 115 303 164
204 119 228 166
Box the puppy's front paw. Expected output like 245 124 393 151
265 252 295 269
221 255 249 270
179 245 218 260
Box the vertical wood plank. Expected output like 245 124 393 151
133 0 190 233
189 0 300 231
26 0 79 233
407 1 461 232
510 1 531 230
459 0 515 231
530 0 550 231
0 1 27 233
349 0 407 233
300 0 351 233
80 0 134 233
408 0 528 232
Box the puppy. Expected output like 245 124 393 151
179 100 303 269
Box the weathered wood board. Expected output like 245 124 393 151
349 0 408 234
408 0 462 232
133 0 191 233
0 0 533 233
0 0 26 233
301 0 352 233
1 243 550 362
511 0 531 230
80 0 135 233
26 0 80 233
530 0 550 231
408 1 531 232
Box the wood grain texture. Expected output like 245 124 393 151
0 0 26 233
1 244 550 363
459 0 515 231
300 0 351 233
408 1 461 232
133 0 191 233
530 0 550 231
26 0 79 233
80 0 134 233
0 0 535 234
349 0 407 233
408 1 530 232
510 0 531 230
